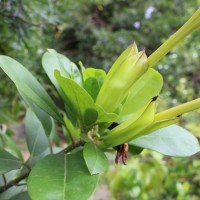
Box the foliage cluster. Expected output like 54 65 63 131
0 1 200 199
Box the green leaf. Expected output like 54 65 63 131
95 104 118 123
83 77 100 101
0 134 23 161
0 56 63 123
42 49 82 86
55 70 98 128
21 97 53 135
9 192 31 200
25 109 49 157
0 147 22 175
121 68 163 116
42 50 80 124
83 68 106 82
28 151 99 200
130 125 200 157
0 185 27 200
128 145 144 156
83 142 109 175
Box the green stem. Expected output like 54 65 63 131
48 136 53 154
148 8 200 68
155 98 200 120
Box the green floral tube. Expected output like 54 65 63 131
98 100 156 148
96 43 148 113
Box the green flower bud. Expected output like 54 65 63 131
98 99 156 149
96 43 148 113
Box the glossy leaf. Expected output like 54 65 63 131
83 67 106 82
83 142 109 175
42 50 79 124
29 104 53 135
121 68 163 116
0 134 23 161
128 145 144 156
0 56 63 123
25 109 49 157
130 125 200 156
83 77 100 101
42 49 82 86
21 97 53 135
0 147 22 175
28 151 99 200
95 104 118 123
55 70 98 128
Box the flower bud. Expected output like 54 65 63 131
96 44 148 113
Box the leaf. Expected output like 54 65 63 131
0 147 22 175
55 70 98 128
28 151 99 200
9 192 31 200
0 134 23 161
95 104 118 123
0 185 27 200
21 96 53 135
130 125 200 157
25 109 49 157
128 145 143 156
42 49 82 86
83 68 106 82
83 142 109 175
42 50 79 124
83 77 100 101
0 56 63 123
121 68 163 116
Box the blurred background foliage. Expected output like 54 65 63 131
0 0 200 199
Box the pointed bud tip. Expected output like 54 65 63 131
152 96 159 101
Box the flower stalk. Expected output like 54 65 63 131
148 8 200 68
155 98 200 121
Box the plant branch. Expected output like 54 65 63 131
0 171 30 193
2 175 7 185
58 139 86 154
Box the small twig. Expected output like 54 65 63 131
0 171 30 193
58 139 86 154
16 183 27 186
48 137 53 154
2 174 7 185
22 163 31 172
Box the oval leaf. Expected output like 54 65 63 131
42 49 82 86
130 125 200 157
0 134 23 161
83 142 109 175
28 151 99 200
95 104 118 124
0 147 22 175
83 77 100 101
25 109 49 157
0 56 63 123
55 70 98 128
